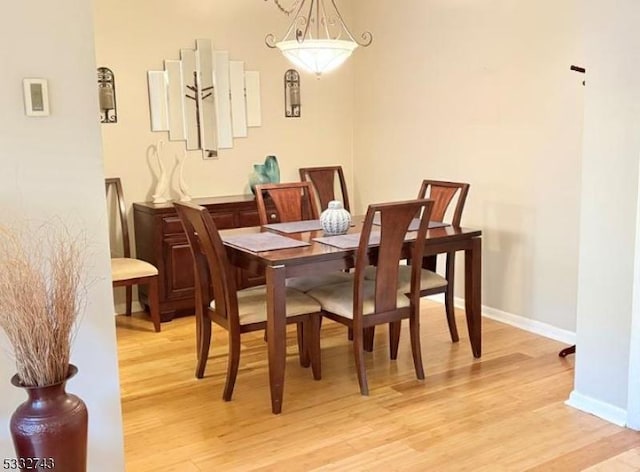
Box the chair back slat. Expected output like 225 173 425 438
299 166 350 212
174 201 240 326
354 199 433 315
105 177 131 258
418 180 469 226
255 182 320 225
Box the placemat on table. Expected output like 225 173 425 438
263 219 323 233
223 232 310 252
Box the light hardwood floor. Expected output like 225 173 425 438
117 300 639 471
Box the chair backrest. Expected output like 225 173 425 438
354 199 434 316
417 180 469 226
174 201 240 326
299 166 351 212
105 177 131 258
255 181 320 225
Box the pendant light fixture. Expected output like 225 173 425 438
265 0 372 77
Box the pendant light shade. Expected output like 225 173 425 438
266 0 372 77
276 39 358 76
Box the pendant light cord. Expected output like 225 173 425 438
268 0 302 16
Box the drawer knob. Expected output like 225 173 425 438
270 213 277 220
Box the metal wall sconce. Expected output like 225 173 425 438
284 69 300 118
98 67 117 123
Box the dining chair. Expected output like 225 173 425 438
255 181 352 293
254 181 320 225
364 179 470 343
296 169 355 305
415 180 470 341
105 178 161 332
306 198 435 395
299 165 351 212
174 201 322 400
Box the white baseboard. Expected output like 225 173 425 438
424 294 576 345
566 390 628 427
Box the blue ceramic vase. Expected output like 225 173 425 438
264 155 280 184
249 164 269 195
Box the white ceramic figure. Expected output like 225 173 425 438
152 140 170 204
320 200 351 236
176 151 192 202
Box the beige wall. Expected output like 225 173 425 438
570 0 640 419
0 1 124 469
352 0 583 332
94 0 354 207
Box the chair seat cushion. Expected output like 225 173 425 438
363 265 447 293
210 286 321 325
306 280 410 319
111 258 158 282
285 272 353 292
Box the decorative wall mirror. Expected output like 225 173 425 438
147 39 262 160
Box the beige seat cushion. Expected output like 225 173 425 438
111 258 158 282
306 280 410 319
363 265 447 293
285 272 353 293
210 285 321 325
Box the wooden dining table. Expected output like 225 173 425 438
220 219 482 414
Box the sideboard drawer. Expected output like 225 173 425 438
210 212 235 230
162 216 184 235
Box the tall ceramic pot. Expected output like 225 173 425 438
10 364 88 472
264 155 280 184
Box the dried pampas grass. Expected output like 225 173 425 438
0 223 86 387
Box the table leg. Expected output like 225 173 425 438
465 237 482 358
266 264 287 414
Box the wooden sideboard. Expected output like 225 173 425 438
133 195 278 321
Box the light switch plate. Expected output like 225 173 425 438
23 78 49 116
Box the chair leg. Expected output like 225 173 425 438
353 327 369 395
147 278 161 333
305 315 322 380
125 286 132 316
389 321 401 360
195 313 212 379
297 322 310 367
445 252 459 343
223 330 241 401
364 326 375 352
409 312 425 380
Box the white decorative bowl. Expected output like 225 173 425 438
320 200 351 236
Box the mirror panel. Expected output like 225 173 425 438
147 71 169 131
196 39 218 158
214 51 233 149
230 61 248 138
165 60 186 141
180 48 199 150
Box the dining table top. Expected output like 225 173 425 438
220 217 482 265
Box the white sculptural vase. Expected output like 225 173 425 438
176 151 192 202
320 200 351 236
152 140 170 204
